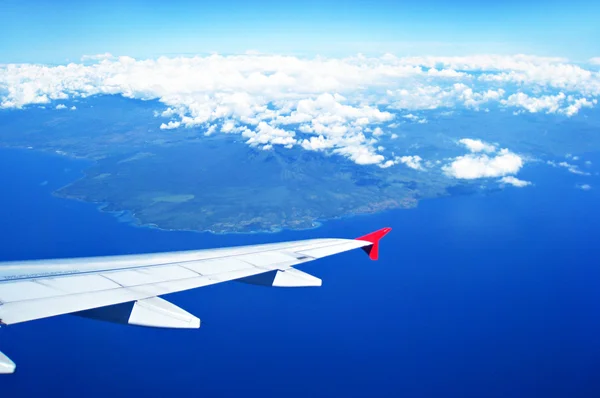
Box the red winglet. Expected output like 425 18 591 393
355 227 392 260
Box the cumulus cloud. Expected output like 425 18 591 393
55 104 67 110
333 145 384 165
241 122 296 148
502 92 565 114
458 138 496 153
501 92 597 116
372 127 384 136
1 53 599 166
577 184 592 191
447 139 526 181
499 176 531 187
160 120 181 130
379 154 425 170
563 98 596 116
397 155 424 170
443 149 523 179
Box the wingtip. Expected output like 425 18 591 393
355 227 392 243
355 227 392 260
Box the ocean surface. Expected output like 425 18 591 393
1 147 600 397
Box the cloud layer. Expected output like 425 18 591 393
1 54 599 167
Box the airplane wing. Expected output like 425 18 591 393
0 227 391 374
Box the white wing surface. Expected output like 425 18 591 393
0 227 391 373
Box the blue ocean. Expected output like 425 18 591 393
1 147 600 397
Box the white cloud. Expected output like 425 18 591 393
501 92 597 116
458 138 496 153
160 121 181 130
402 113 428 123
241 122 297 148
502 92 565 114
379 155 425 170
577 184 592 191
55 104 67 110
221 120 236 133
1 53 599 165
333 145 384 165
397 155 424 170
499 176 531 187
380 160 395 168
563 98 596 116
454 84 505 110
590 58 600 66
387 84 524 113
399 54 569 71
476 60 599 96
204 124 217 136
70 105 76 110
443 148 524 179
558 161 590 175
548 160 591 175
301 135 335 151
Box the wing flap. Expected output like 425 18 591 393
0 351 15 374
77 297 201 329
273 268 322 287
238 268 322 287
129 297 200 329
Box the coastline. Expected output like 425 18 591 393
40 146 423 235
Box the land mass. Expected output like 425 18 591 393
2 95 599 233
53 142 438 233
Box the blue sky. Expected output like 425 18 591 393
1 0 599 63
